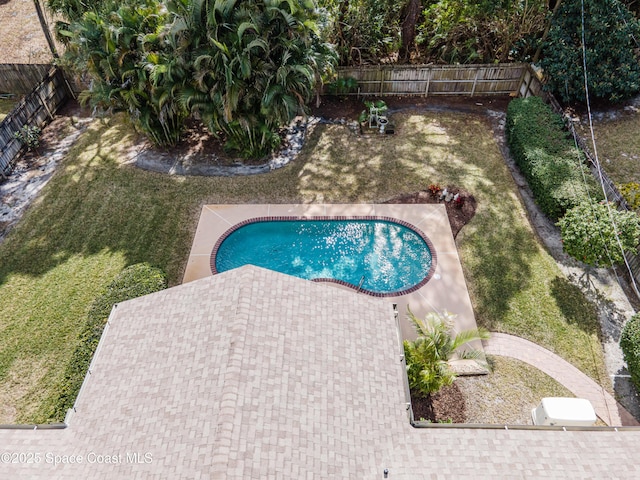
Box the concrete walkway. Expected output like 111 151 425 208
483 333 640 427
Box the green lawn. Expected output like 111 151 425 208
0 110 609 423
0 97 17 122
575 111 640 184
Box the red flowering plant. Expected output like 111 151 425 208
428 183 442 197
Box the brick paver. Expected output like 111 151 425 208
483 333 639 426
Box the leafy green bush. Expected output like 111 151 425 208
50 263 167 421
13 125 41 151
618 182 640 210
558 201 640 267
621 314 640 391
506 97 600 220
325 76 359 95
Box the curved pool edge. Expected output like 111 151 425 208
210 215 438 298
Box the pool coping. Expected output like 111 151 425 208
184 204 484 367
209 215 438 298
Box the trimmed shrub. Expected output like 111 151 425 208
621 313 640 391
558 201 640 267
49 263 167 421
506 97 601 220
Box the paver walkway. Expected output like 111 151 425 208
483 333 639 426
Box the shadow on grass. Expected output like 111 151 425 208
550 276 601 337
465 208 538 331
0 120 202 287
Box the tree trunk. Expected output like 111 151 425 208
400 0 422 62
532 0 563 63
33 0 59 59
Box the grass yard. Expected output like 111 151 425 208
0 108 608 424
0 97 17 122
575 110 640 184
451 355 575 424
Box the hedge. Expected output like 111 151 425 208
621 313 640 391
50 263 167 422
506 96 601 220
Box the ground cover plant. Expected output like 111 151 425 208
0 100 608 424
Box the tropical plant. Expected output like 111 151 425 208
47 0 111 22
358 99 388 124
540 0 640 104
403 309 489 397
325 76 359 95
165 0 333 158
57 0 186 146
557 201 640 267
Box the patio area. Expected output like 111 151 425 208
183 204 483 364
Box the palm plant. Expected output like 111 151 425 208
166 0 332 158
59 1 186 146
403 308 489 397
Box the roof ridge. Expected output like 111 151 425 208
211 266 258 473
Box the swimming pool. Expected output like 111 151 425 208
212 217 436 297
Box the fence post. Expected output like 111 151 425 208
424 70 431 97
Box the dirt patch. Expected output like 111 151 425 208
311 94 511 120
0 0 58 64
0 100 93 242
132 118 268 168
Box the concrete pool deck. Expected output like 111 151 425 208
184 204 482 362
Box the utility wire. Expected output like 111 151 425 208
579 0 640 299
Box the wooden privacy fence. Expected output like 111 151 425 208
0 67 69 178
0 64 53 95
337 63 527 97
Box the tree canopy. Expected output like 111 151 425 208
55 0 334 156
541 0 640 104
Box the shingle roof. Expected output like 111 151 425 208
1 265 639 478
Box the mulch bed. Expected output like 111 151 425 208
410 384 467 423
384 187 476 239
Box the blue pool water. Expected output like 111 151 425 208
213 219 433 295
